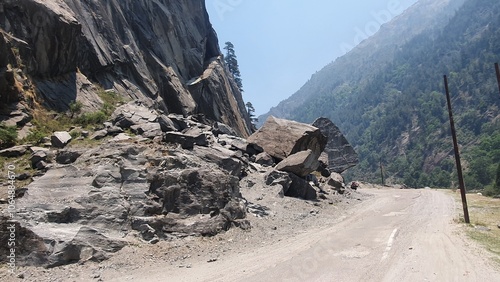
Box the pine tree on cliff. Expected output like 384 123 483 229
223 41 243 92
246 102 258 127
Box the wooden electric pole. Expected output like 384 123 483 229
380 158 385 186
444 75 470 224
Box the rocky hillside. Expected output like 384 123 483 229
0 0 252 137
0 98 359 267
259 0 500 189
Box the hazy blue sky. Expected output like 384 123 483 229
206 0 418 116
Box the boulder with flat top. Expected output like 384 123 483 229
247 116 327 161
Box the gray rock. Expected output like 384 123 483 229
149 168 243 218
312 117 358 173
16 172 31 180
35 160 50 170
45 227 126 268
137 224 157 241
131 122 162 139
112 102 157 128
90 130 108 140
0 105 32 127
286 173 317 200
264 170 292 197
255 152 275 167
46 207 81 223
218 134 263 156
0 145 28 157
193 146 243 177
106 125 124 136
111 133 132 142
112 102 163 138
29 146 50 153
275 149 320 177
51 131 72 148
92 167 122 188
213 122 238 136
248 116 327 161
164 132 209 149
56 150 82 164
247 203 270 217
324 173 345 190
158 115 180 132
168 114 190 131
31 150 48 168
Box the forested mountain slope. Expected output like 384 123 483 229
260 0 500 189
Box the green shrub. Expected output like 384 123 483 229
0 124 17 149
69 101 83 118
23 130 47 145
75 111 107 127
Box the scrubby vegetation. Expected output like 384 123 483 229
74 89 124 127
0 124 17 149
23 88 125 145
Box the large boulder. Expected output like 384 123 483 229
148 169 244 218
247 116 327 161
312 117 358 173
275 149 320 177
5 140 248 266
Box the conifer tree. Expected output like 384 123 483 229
223 41 243 92
245 102 258 127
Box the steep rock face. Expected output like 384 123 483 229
0 0 251 136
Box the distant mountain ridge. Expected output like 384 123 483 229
260 0 466 125
259 0 500 189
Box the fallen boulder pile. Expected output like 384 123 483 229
0 107 358 268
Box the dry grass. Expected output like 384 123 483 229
452 191 500 261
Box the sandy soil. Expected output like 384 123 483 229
3 186 500 282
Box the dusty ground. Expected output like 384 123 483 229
3 185 500 281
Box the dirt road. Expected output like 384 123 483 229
107 188 500 282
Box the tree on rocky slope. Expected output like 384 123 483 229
0 124 17 149
223 41 243 92
246 102 258 128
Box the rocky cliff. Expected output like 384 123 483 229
0 0 251 136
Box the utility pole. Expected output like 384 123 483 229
444 75 470 224
380 158 385 186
